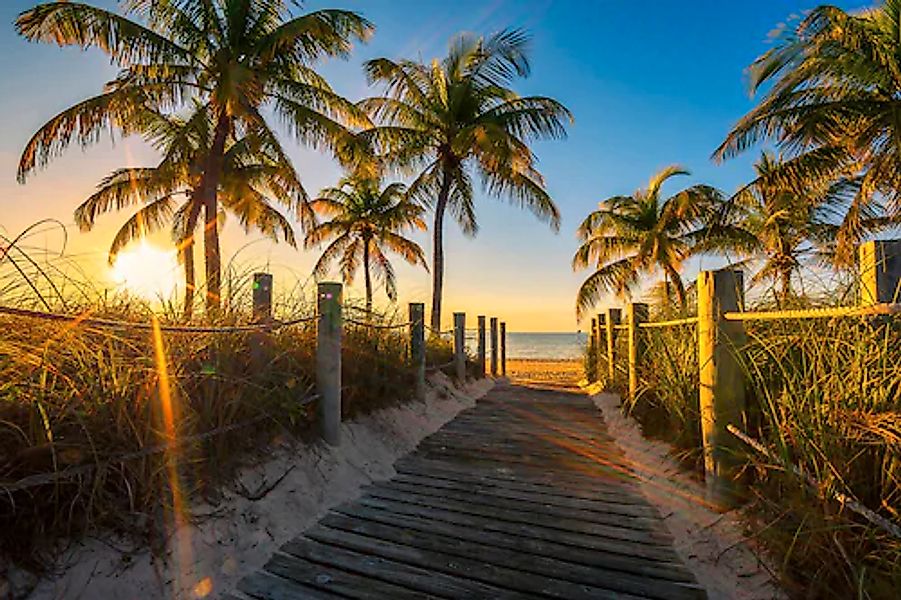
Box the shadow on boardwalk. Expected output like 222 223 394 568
229 382 707 599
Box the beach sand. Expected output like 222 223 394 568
504 358 584 387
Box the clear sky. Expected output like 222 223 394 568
0 0 863 331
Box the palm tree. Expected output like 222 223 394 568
76 107 301 318
359 29 572 330
714 3 900 264
724 152 840 304
572 166 724 318
305 176 427 314
16 0 373 311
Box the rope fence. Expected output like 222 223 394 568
586 240 901 509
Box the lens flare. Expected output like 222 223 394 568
110 241 180 301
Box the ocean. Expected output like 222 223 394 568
465 332 587 360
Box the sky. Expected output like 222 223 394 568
0 0 864 331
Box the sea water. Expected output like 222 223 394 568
465 332 587 360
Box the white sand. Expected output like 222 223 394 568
27 374 493 600
590 388 785 600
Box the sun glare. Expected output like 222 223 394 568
110 242 180 302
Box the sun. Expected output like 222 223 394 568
110 241 180 302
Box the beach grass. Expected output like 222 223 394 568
622 304 901 598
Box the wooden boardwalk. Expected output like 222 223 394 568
231 383 706 599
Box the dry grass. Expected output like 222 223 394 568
620 305 901 599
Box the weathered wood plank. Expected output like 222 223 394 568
264 552 432 600
390 471 660 518
325 504 699 585
367 480 670 537
315 514 704 599
237 571 345 600
393 459 650 505
279 537 524 599
305 524 648 600
352 495 681 563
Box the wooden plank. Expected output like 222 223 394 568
279 537 523 599
238 572 345 600
305 524 647 600
390 471 659 518
394 459 650 505
353 495 680 562
264 552 431 600
368 480 670 537
361 485 674 547
330 503 697 583
396 456 647 496
316 513 705 599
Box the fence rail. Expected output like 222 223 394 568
0 273 508 451
588 239 901 507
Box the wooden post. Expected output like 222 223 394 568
596 313 606 385
588 317 598 382
317 282 342 446
627 303 649 402
252 273 273 322
477 315 486 377
859 240 901 305
490 317 499 377
697 269 747 505
409 303 426 400
500 322 507 377
605 308 621 385
453 312 466 381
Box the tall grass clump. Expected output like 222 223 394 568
627 300 901 598
0 244 423 568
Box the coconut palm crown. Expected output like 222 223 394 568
713 3 901 264
76 106 302 317
305 176 427 313
359 28 572 329
572 166 724 318
15 0 374 310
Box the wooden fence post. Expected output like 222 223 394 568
317 282 342 446
500 322 507 377
490 317 499 377
596 313 606 385
859 240 901 305
697 269 747 505
453 312 466 381
606 308 621 385
477 315 486 377
627 303 649 402
588 317 598 382
409 303 426 400
252 273 273 322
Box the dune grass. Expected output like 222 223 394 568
0 238 467 569
621 304 901 598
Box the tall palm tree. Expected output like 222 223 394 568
714 3 900 264
572 166 724 318
16 0 373 311
305 177 427 314
359 29 572 330
725 151 840 303
76 107 302 318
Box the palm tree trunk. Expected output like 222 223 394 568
363 236 373 315
199 110 230 314
182 235 195 320
430 170 452 332
780 269 792 305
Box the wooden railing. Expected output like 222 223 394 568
586 239 901 505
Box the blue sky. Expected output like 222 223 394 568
0 0 863 330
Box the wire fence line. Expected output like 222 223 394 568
1 394 318 496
